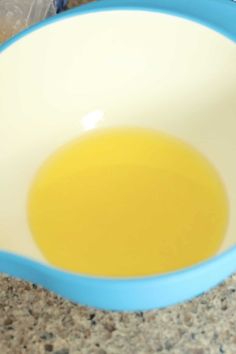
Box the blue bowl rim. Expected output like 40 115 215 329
0 0 236 311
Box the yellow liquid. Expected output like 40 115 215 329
28 128 228 276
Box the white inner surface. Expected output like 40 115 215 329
0 11 236 264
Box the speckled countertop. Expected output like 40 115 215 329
1 1 236 353
1 274 236 354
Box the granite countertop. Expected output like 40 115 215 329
1 1 236 353
0 274 236 354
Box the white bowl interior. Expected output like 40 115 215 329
0 10 236 266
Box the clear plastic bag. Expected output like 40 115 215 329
0 0 56 43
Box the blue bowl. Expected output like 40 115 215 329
0 0 236 311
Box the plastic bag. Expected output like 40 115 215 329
0 0 56 43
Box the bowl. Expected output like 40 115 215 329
1 0 236 311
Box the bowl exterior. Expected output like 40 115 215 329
1 0 236 311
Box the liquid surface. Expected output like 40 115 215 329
28 128 228 276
